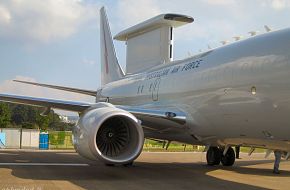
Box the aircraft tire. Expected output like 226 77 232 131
206 147 221 166
221 147 235 166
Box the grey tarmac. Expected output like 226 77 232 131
0 150 289 190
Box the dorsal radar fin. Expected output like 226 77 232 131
100 7 125 86
114 13 194 74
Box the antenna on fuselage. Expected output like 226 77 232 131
233 36 243 41
264 25 272 32
248 31 259 36
220 40 229 45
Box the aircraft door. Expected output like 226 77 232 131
152 78 161 101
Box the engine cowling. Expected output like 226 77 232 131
73 102 144 164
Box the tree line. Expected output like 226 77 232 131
0 102 74 131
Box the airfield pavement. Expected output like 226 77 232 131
0 150 289 190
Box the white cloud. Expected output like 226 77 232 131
0 5 10 24
258 0 290 10
116 0 161 27
271 0 287 10
0 0 99 43
201 0 235 5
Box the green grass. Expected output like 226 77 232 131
48 131 74 149
240 147 265 153
143 139 203 152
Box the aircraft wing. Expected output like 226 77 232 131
13 80 97 97
0 93 186 119
0 93 92 112
0 93 187 132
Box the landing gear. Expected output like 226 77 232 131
206 147 221 166
206 146 236 166
235 146 240 159
221 147 235 166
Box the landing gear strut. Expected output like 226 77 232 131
235 146 240 159
206 146 236 166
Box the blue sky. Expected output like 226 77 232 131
1 0 290 106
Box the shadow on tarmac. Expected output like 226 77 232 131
0 151 287 190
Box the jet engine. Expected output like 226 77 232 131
73 102 144 165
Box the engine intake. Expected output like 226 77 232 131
73 103 144 164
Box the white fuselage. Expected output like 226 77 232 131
98 28 290 151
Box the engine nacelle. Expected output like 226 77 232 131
73 102 144 164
